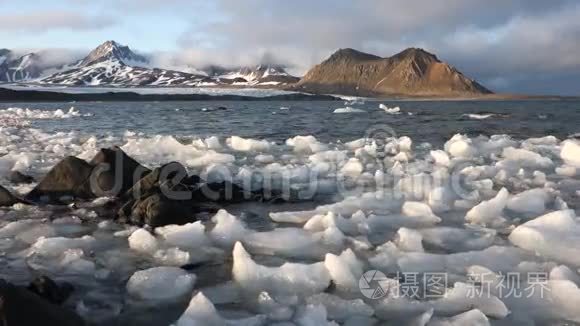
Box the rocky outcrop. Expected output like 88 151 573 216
8 171 35 184
0 278 84 326
26 276 74 306
89 146 150 197
0 185 20 207
25 156 95 203
25 147 149 203
294 47 492 97
21 147 296 227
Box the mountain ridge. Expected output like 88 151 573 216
294 47 491 96
1 42 493 97
38 41 299 87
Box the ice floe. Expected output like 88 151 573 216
333 107 366 113
126 266 196 301
1 106 580 324
379 104 401 114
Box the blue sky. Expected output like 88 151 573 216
1 0 580 95
0 1 205 51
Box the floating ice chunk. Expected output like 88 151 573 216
396 228 424 252
393 152 410 162
428 186 456 212
445 134 476 158
0 219 41 238
419 226 496 252
427 309 490 326
227 136 271 152
506 188 549 215
367 212 441 230
173 292 222 325
153 247 191 266
232 242 331 296
431 282 508 318
499 147 553 169
315 191 402 216
306 293 373 322
210 209 248 247
128 228 158 254
255 154 275 164
303 211 367 236
174 292 267 326
126 266 196 301
269 210 317 224
30 235 96 256
397 136 413 152
58 248 96 274
243 228 326 259
509 209 580 266
0 107 88 120
373 273 499 320
324 249 363 291
396 173 440 201
340 158 364 177
121 135 201 166
379 104 401 114
402 202 441 222
430 150 450 167
186 151 235 167
396 246 529 274
463 113 495 120
294 304 337 326
204 136 222 149
550 265 580 284
333 107 365 113
556 165 577 177
253 291 294 321
155 221 209 249
286 135 327 153
561 140 580 167
465 188 509 226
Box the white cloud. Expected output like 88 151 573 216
0 11 116 31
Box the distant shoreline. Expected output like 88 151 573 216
0 87 339 102
1 86 577 103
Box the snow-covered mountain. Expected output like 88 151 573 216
40 41 215 86
0 49 74 82
1 41 299 87
215 65 299 85
39 41 298 86
79 40 148 67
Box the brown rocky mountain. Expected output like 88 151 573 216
293 47 492 96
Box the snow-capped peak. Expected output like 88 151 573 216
80 40 148 67
0 49 11 66
217 64 297 85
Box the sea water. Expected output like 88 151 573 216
1 99 580 325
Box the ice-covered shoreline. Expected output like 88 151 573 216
2 106 580 325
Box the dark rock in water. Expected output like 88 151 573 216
191 181 248 202
8 171 35 184
0 279 85 326
122 161 187 200
89 146 150 197
124 192 197 227
26 276 74 306
25 147 149 203
0 185 20 207
25 156 93 203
